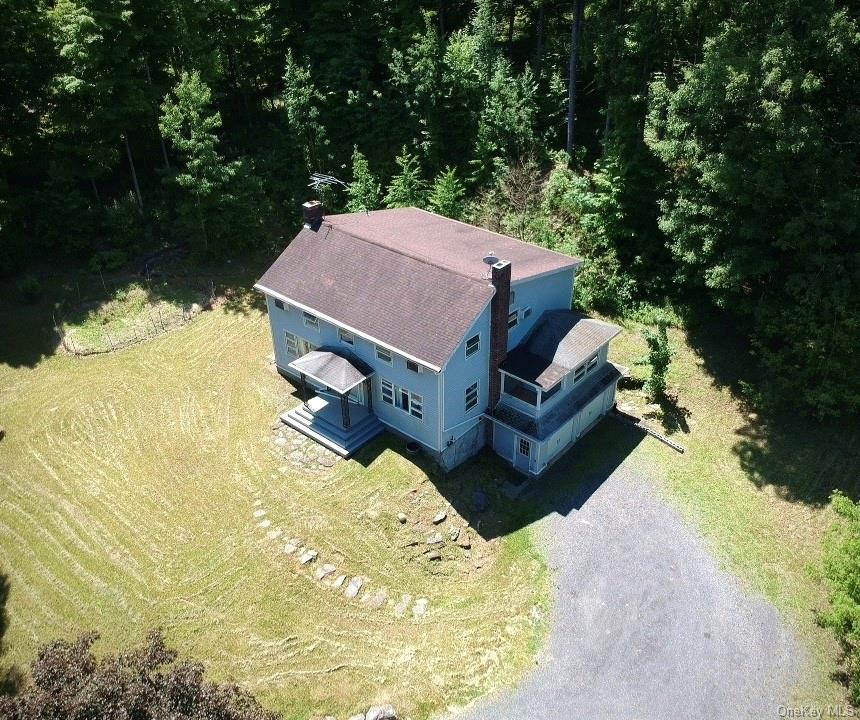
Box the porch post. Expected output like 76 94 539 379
341 392 351 429
366 378 373 412
300 372 308 409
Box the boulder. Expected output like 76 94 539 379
448 526 460 541
426 533 443 545
345 576 363 599
432 511 447 524
332 574 347 589
314 564 335 580
397 512 407 524
366 705 397 720
394 594 412 617
298 549 318 564
457 531 471 549
369 589 387 609
190 302 202 315
426 550 442 561
412 598 429 617
348 715 365 720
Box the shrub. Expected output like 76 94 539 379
89 249 128 273
638 322 674 400
822 492 860 704
0 630 280 720
15 275 41 304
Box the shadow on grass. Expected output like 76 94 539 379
0 572 24 696
351 419 644 542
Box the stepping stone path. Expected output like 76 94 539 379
250 493 431 618
270 421 340 473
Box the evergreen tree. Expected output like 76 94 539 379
345 146 382 212
159 71 238 253
282 50 327 171
639 322 674 400
384 147 427 208
428 167 466 219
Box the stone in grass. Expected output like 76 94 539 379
348 715 365 720
369 589 387 609
284 539 301 554
253 509 266 518
394 594 412 617
253 499 263 507
299 549 318 564
266 529 283 541
412 598 429 617
345 576 363 599
258 519 272 529
448 526 460 541
274 436 287 447
457 531 472 549
366 705 397 720
432 510 447 524
426 532 443 545
314 563 336 580
397 512 407 524
332 574 347 589
426 549 442 561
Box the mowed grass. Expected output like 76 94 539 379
610 319 860 709
0 304 548 719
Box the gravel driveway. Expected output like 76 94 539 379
462 456 802 720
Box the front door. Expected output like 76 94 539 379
514 435 532 473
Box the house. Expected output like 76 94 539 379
254 202 626 477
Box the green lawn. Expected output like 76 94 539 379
0 300 549 719
1 278 857 715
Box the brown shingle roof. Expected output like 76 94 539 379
325 208 581 282
256 209 581 369
501 310 621 388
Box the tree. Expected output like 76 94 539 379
646 0 860 415
428 167 466 219
566 0 585 157
345 146 382 213
159 71 237 252
822 492 860 705
639 322 673 399
384 147 427 208
0 630 280 720
282 50 327 172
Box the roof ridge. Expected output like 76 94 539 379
319 219 494 288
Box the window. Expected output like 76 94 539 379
303 311 319 330
586 354 598 374
465 381 479 412
507 310 519 329
465 334 480 358
338 328 354 345
509 290 516 306
274 298 285 310
409 393 423 420
381 378 394 405
284 331 298 355
379 378 422 420
518 437 531 457
406 359 421 373
574 365 586 383
376 345 392 364
523 307 532 320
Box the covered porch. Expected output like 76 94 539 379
281 349 384 456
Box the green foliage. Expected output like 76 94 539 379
16 275 41 304
88 249 128 273
428 167 466 219
822 492 860 704
282 50 328 171
0 630 279 720
638 322 674 399
345 147 382 213
384 146 427 209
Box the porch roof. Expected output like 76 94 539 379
287 349 374 394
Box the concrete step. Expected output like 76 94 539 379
282 406 384 457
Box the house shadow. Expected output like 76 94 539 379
351 418 645 542
0 571 24 696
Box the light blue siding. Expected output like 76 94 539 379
507 268 575 351
265 294 441 450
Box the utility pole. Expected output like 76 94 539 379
566 0 585 159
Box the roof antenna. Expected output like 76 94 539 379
308 172 347 191
482 250 499 279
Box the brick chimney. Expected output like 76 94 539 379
302 200 323 230
488 260 511 409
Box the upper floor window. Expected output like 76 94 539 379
303 311 319 330
523 307 532 320
338 328 354 345
465 381 479 412
274 298 285 310
376 345 393 364
573 353 599 383
507 310 519 329
586 354 599 374
284 331 298 356
504 375 537 406
465 334 480 358
406 359 421 373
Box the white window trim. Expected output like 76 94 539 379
284 331 299 355
465 380 479 412
303 311 319 330
465 333 480 359
518 437 531 457
406 359 422 374
338 328 354 345
379 377 423 421
507 310 519 329
376 345 393 364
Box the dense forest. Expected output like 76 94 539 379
1 0 858 415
